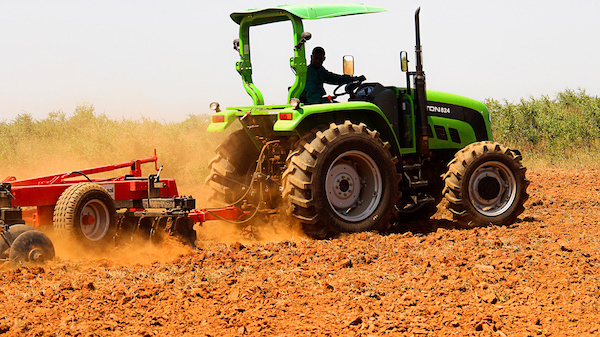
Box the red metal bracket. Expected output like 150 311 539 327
188 206 250 225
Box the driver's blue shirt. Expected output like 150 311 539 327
303 64 355 104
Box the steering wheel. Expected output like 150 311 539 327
329 77 366 101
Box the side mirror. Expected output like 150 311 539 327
300 32 312 42
343 55 354 76
400 51 409 72
233 39 240 52
295 32 312 50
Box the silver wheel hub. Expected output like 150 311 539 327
327 162 361 209
468 161 517 217
80 199 110 241
325 150 382 222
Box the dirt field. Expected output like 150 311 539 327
2 168 600 336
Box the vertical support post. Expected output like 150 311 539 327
130 160 142 177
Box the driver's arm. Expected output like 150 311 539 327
323 69 355 85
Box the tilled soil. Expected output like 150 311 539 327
2 169 600 336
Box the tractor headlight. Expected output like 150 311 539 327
289 98 301 110
209 102 221 112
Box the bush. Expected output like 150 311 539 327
486 89 600 168
0 105 230 193
2 89 599 193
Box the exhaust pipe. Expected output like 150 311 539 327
413 7 429 156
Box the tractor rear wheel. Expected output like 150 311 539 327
282 121 399 238
53 183 117 244
443 141 529 226
205 130 260 204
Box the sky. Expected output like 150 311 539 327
1 0 599 122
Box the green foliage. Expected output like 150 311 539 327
486 89 600 168
0 105 231 192
3 89 600 192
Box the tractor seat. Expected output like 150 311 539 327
350 83 399 128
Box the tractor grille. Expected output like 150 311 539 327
434 125 448 140
449 128 461 143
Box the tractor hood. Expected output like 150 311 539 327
230 3 385 25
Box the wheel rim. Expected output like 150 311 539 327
325 150 382 222
468 160 517 217
79 199 111 241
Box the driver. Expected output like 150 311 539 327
302 46 366 104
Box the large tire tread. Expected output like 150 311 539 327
283 121 398 237
442 141 529 227
205 130 259 204
53 182 116 242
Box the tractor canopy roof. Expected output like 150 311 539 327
231 3 386 106
230 3 386 26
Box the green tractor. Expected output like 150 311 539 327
206 4 529 238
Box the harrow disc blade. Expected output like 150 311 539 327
9 230 55 266
1 225 35 258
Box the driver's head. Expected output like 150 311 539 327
310 47 326 68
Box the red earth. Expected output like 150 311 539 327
2 169 600 336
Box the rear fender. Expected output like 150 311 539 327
274 102 402 157
207 110 239 133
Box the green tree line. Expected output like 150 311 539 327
487 89 600 167
1 89 599 189
0 105 229 192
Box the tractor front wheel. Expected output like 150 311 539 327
443 141 529 226
283 121 398 238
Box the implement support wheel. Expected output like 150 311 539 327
53 183 117 244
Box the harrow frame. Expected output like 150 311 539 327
0 151 247 250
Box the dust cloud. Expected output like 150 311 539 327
40 216 306 267
1 120 306 267
190 173 308 246
47 231 193 266
196 218 306 246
